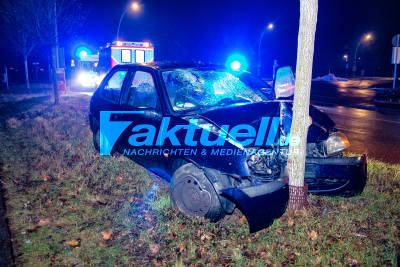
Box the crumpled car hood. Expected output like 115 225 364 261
196 101 281 128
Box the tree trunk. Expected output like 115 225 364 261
23 55 30 91
52 1 60 104
287 0 318 211
51 47 59 104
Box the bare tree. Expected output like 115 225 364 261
36 0 86 104
1 0 85 102
0 0 41 90
287 0 318 211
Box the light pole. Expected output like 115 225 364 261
257 23 274 77
352 33 373 77
343 54 349 76
116 2 140 41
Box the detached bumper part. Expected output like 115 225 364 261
305 155 367 194
220 181 288 233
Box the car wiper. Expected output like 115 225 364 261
215 97 252 106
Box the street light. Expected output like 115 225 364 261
116 1 141 41
257 23 275 77
131 2 139 10
352 32 373 76
343 54 348 62
364 34 372 41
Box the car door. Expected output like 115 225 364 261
90 66 132 143
116 69 171 179
91 67 131 120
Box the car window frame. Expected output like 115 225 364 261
120 68 161 111
99 66 131 104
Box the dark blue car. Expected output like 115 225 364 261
89 62 367 232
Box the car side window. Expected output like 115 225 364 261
102 70 128 103
127 71 158 109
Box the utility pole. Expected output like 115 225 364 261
52 0 60 104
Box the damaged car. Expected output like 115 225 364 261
89 62 367 232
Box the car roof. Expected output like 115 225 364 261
121 61 224 71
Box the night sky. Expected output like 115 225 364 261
1 0 400 78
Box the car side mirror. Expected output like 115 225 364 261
274 66 295 98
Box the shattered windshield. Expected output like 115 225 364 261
162 68 271 112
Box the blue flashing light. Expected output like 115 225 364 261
75 46 92 59
230 61 241 71
225 54 248 72
79 50 88 58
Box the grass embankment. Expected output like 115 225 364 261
0 95 398 266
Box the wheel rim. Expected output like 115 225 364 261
172 175 211 217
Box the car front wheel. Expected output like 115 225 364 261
171 163 225 222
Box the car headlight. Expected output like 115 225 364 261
77 72 98 87
324 132 350 156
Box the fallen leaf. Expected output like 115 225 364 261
377 221 387 228
240 216 247 223
149 243 161 255
201 234 211 241
115 176 123 182
45 200 52 207
313 256 322 265
177 225 186 230
354 241 364 251
38 219 50 226
101 230 113 240
288 217 294 227
271 243 277 254
129 196 135 203
66 240 79 247
285 251 297 262
42 174 50 182
98 242 105 247
178 243 185 253
308 230 318 241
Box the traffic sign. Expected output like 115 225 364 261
392 34 400 88
393 34 400 47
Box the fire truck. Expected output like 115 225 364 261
98 41 154 73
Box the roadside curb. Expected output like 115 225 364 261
374 99 400 109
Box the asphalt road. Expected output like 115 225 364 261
311 78 400 163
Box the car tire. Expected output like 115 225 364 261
171 163 225 222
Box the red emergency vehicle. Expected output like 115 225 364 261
98 41 154 72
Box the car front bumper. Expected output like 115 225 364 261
220 180 289 233
305 155 367 195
